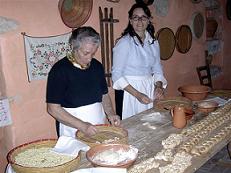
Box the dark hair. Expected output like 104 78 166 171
120 3 155 44
69 26 101 50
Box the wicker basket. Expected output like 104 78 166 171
7 139 81 173
155 96 192 111
76 124 128 147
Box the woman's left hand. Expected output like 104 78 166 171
107 114 121 126
154 87 164 100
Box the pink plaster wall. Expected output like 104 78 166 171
0 0 230 172
154 0 206 96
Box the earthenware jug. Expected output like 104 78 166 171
171 106 187 129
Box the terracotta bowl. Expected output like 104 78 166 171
86 144 138 168
178 85 211 101
184 107 195 120
197 101 219 113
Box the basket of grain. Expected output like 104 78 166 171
7 139 81 173
76 124 128 147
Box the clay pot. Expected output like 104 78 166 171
178 85 211 101
197 101 219 114
184 107 194 120
171 106 187 129
206 19 218 38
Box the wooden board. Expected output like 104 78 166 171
79 105 231 173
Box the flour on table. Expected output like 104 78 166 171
142 122 157 130
141 112 168 123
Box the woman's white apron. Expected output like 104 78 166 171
60 102 106 138
122 76 155 120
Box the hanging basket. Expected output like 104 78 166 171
191 12 204 39
156 27 176 60
135 0 154 5
175 25 192 54
58 0 93 28
206 19 218 38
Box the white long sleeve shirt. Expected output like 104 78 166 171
112 32 167 90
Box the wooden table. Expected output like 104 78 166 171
79 105 231 172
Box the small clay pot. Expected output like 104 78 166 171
184 107 194 120
197 101 218 114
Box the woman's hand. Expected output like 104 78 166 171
136 92 153 104
154 86 164 100
81 122 97 136
107 114 121 126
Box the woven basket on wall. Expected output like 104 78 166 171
7 139 81 173
76 124 128 147
58 0 93 28
175 25 192 54
156 27 176 60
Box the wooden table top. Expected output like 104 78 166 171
79 104 231 173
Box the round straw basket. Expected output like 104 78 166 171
7 139 81 173
76 124 128 147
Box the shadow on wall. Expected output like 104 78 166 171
0 16 19 98
0 47 6 98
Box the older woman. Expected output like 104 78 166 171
112 3 167 119
46 26 120 137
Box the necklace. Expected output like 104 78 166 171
67 53 90 70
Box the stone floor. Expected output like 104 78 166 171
196 146 231 173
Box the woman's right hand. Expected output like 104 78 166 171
136 92 153 104
124 85 152 104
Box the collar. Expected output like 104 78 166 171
133 31 154 45
144 31 155 44
67 53 90 70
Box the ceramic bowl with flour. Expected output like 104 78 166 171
86 144 138 168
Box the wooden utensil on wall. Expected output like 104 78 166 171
99 7 119 87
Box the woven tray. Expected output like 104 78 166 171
7 139 81 173
175 25 192 54
210 89 231 99
156 27 176 60
58 0 93 28
155 96 192 111
76 125 128 147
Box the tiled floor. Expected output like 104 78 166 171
196 146 231 173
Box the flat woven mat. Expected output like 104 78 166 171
76 125 128 147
